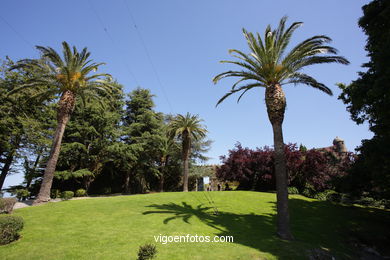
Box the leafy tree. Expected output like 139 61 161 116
9 42 117 203
338 0 390 199
54 83 124 192
154 128 177 192
122 88 164 193
0 58 53 190
168 113 207 192
217 143 354 193
213 17 349 239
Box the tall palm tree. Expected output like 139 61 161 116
213 17 349 240
168 113 207 192
10 41 116 204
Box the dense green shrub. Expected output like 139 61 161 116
302 184 316 198
326 192 341 203
0 215 24 245
382 199 390 209
0 198 17 214
61 191 74 201
354 197 388 208
51 189 61 199
326 192 352 204
340 193 352 204
137 243 157 260
314 192 328 201
356 196 375 206
288 187 299 194
14 189 30 201
75 189 87 197
314 190 337 201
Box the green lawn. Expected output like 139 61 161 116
1 191 389 259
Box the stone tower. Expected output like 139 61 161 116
333 136 347 153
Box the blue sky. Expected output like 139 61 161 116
1 0 372 188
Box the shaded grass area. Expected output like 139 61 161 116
0 191 389 259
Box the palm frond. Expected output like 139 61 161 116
213 16 349 105
286 72 333 95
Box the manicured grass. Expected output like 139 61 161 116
0 191 389 259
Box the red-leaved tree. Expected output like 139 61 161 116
217 143 354 192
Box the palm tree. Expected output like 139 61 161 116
168 113 207 192
10 41 116 204
157 135 173 192
213 17 349 240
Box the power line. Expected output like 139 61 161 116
0 14 35 49
122 0 173 112
87 0 140 86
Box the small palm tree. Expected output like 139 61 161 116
168 113 207 192
10 41 116 204
213 17 349 240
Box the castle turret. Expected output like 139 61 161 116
333 136 347 153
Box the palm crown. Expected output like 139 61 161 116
168 113 207 142
10 41 115 104
213 16 349 105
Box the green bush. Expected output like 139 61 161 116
0 198 17 214
356 196 375 206
61 191 74 201
380 199 390 209
137 243 157 260
302 189 313 198
354 197 387 208
14 189 30 201
340 193 352 204
51 189 61 199
326 192 341 203
0 215 24 245
314 192 327 201
75 189 87 197
301 183 316 198
287 187 299 194
314 190 337 201
326 192 352 204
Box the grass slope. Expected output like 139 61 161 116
1 191 389 259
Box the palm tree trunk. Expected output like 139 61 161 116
182 156 189 192
34 90 75 204
182 133 191 192
265 84 293 240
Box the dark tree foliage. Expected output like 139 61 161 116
52 82 124 193
338 0 390 199
122 88 165 193
0 58 54 191
217 143 354 193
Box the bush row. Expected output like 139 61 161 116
51 189 87 200
289 186 390 209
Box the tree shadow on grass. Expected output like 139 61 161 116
143 198 390 259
